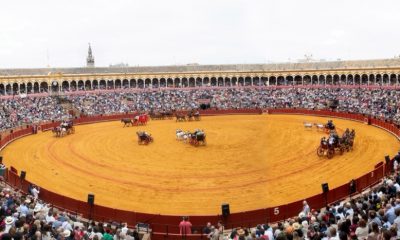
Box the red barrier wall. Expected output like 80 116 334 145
0 108 396 236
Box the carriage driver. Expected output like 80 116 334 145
326 120 335 130
328 130 339 147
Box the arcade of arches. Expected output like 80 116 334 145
1 73 400 95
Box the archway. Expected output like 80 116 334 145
85 80 92 90
269 76 276 85
62 81 70 91
182 78 188 87
244 77 252 86
189 77 195 87
390 74 397 85
383 74 389 85
92 80 98 90
122 79 129 89
5 84 11 95
303 75 311 85
277 76 285 85
40 82 48 92
153 78 159 88
174 78 180 88
115 79 122 89
145 79 151 88
195 77 202 87
340 75 347 85
166 78 173 87
160 78 166 88
51 81 59 92
20 83 26 94
203 77 210 86
130 79 136 88
261 77 268 86
0 84 4 95
369 74 375 85
333 75 340 85
294 76 302 85
253 77 260 86
99 80 106 89
347 75 354 85
311 75 318 85
33 82 39 93
225 77 231 86
354 75 361 85
12 83 19 94
326 75 332 85
318 75 325 85
231 77 238 86
78 80 84 90
361 74 368 85
210 77 217 86
27 82 33 94
137 79 144 89
376 74 382 85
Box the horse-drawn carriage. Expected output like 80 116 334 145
317 129 356 158
121 114 148 127
136 131 153 145
52 120 75 137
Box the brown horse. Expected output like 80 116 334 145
175 113 186 122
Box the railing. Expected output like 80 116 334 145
0 108 397 239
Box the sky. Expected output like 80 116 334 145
0 0 399 68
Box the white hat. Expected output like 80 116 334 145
5 216 14 225
63 229 71 237
25 199 31 204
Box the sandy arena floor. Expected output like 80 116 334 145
2 114 399 215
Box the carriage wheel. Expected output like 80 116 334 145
317 147 324 157
327 149 334 159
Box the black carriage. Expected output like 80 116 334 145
136 131 153 145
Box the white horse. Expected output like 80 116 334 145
176 129 188 141
314 123 325 131
303 122 313 129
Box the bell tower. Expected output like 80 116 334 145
86 43 95 67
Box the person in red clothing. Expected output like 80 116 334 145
179 216 192 235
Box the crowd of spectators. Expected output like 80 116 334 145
1 88 400 131
0 182 140 240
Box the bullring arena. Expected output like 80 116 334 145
2 58 400 238
2 113 399 216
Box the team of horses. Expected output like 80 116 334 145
175 129 206 146
52 121 75 137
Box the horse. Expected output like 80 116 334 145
121 118 133 127
176 129 189 141
176 113 186 122
52 127 61 137
314 123 325 131
303 122 313 130
136 131 153 145
193 112 201 121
